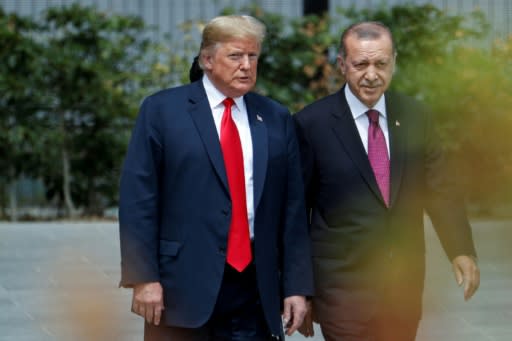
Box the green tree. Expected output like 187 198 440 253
35 4 180 217
0 4 190 219
415 41 512 215
0 9 43 220
255 9 339 111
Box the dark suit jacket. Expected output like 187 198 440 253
119 80 314 336
294 86 476 325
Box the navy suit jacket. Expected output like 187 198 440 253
119 80 314 336
294 86 476 325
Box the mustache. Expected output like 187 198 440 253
361 81 382 87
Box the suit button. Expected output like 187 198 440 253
221 209 229 216
219 247 226 255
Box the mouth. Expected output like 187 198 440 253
237 76 252 83
362 85 381 92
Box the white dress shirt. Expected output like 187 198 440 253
345 85 390 156
202 75 255 238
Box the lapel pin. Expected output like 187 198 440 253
256 114 263 122
395 120 400 127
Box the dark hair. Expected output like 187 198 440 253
339 21 396 59
189 55 203 82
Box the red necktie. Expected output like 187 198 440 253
367 109 390 207
220 98 252 272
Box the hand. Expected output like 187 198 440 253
132 282 165 325
282 295 307 336
298 299 314 337
452 255 480 301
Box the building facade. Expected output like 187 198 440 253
1 0 511 43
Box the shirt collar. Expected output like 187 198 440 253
202 74 244 109
344 84 387 120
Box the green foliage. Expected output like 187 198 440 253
37 4 190 215
339 4 488 66
416 41 512 214
0 4 186 217
0 9 44 214
1 2 510 217
337 4 510 215
253 9 338 111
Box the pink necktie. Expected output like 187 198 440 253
367 109 390 207
220 98 252 272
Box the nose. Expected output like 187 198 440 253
239 55 251 70
365 67 379 82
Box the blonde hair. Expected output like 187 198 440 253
198 15 266 69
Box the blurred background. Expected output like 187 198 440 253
1 0 511 221
1 1 511 341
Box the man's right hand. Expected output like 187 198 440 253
132 282 164 326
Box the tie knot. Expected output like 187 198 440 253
366 109 380 124
223 97 234 108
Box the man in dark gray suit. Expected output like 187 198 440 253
294 21 480 341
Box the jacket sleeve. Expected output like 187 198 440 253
423 107 477 261
293 111 317 219
118 96 163 287
281 112 315 297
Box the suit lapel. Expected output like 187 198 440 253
245 93 268 211
187 81 229 193
330 89 385 204
386 93 407 207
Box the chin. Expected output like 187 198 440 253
234 86 253 96
364 92 381 102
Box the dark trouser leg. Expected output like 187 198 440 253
209 263 275 341
144 322 209 341
371 314 419 341
319 315 419 341
320 319 372 341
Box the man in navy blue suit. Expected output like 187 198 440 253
294 21 479 340
118 15 313 340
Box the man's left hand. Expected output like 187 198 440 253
452 255 480 301
282 295 307 336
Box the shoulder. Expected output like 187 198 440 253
244 92 294 128
386 91 429 115
386 91 433 135
143 82 197 106
134 83 202 129
294 90 344 124
137 82 202 121
245 91 289 115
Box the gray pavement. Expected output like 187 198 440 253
0 219 510 341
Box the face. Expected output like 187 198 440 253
338 33 395 108
202 38 260 98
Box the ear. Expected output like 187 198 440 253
202 53 214 71
392 52 397 74
337 54 346 76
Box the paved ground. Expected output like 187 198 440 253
0 218 510 341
